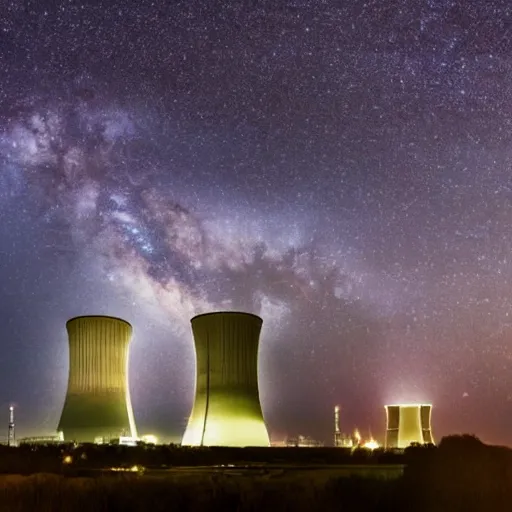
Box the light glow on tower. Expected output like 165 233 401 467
182 312 269 447
385 403 434 449
58 315 137 443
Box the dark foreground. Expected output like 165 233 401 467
0 435 511 511
0 470 400 512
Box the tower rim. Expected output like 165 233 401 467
191 311 263 323
66 315 132 328
384 403 432 408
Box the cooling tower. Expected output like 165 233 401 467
385 404 434 449
58 316 137 443
182 311 269 447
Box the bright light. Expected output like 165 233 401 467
385 403 434 448
362 439 380 450
141 434 158 444
182 414 270 447
119 436 137 446
63 455 73 464
110 465 144 473
182 313 269 448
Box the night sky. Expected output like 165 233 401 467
1 0 512 445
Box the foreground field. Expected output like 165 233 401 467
0 472 399 512
0 436 511 511
138 463 405 480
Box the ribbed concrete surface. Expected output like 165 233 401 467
58 316 137 442
182 312 269 447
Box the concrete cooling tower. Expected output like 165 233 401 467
58 316 137 443
385 404 434 449
182 311 269 447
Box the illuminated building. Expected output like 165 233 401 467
286 435 324 447
333 405 353 447
337 435 354 448
18 433 64 446
182 311 269 447
384 404 434 449
58 316 137 443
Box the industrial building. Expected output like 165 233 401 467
333 405 353 447
18 434 64 446
384 404 434 449
285 435 324 447
182 311 269 447
58 315 137 443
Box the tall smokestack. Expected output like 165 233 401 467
7 406 15 447
58 315 137 443
182 311 269 447
334 405 341 447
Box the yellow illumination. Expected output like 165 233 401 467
384 403 434 448
182 409 269 447
182 312 270 447
141 434 158 444
109 465 144 473
385 403 432 407
63 455 73 464
58 316 138 442
363 439 379 450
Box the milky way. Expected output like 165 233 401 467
1 0 512 444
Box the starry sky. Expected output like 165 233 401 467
1 0 512 446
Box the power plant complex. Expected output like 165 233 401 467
9 310 434 449
57 316 137 443
384 404 434 449
181 312 269 447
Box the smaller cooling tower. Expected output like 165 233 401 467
182 311 269 447
385 404 434 449
58 315 137 443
